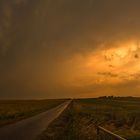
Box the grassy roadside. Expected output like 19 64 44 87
0 99 66 127
38 101 74 140
38 101 97 140
39 98 140 140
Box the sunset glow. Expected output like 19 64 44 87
0 0 140 98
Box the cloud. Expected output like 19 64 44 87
134 54 139 59
0 0 140 98
97 72 118 78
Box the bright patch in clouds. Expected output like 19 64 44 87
67 40 140 87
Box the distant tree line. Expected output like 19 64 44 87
98 96 140 100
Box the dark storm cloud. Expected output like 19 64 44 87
1 0 140 98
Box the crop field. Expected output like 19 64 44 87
40 97 140 140
0 99 66 127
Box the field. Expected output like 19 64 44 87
0 99 66 127
39 97 140 140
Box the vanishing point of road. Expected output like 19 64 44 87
0 100 71 140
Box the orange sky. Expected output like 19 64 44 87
0 0 140 99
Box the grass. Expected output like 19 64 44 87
73 98 140 140
0 99 66 127
38 103 74 140
39 97 140 140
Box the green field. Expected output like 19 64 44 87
40 97 140 140
0 99 66 127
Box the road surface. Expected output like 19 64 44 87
0 100 71 140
